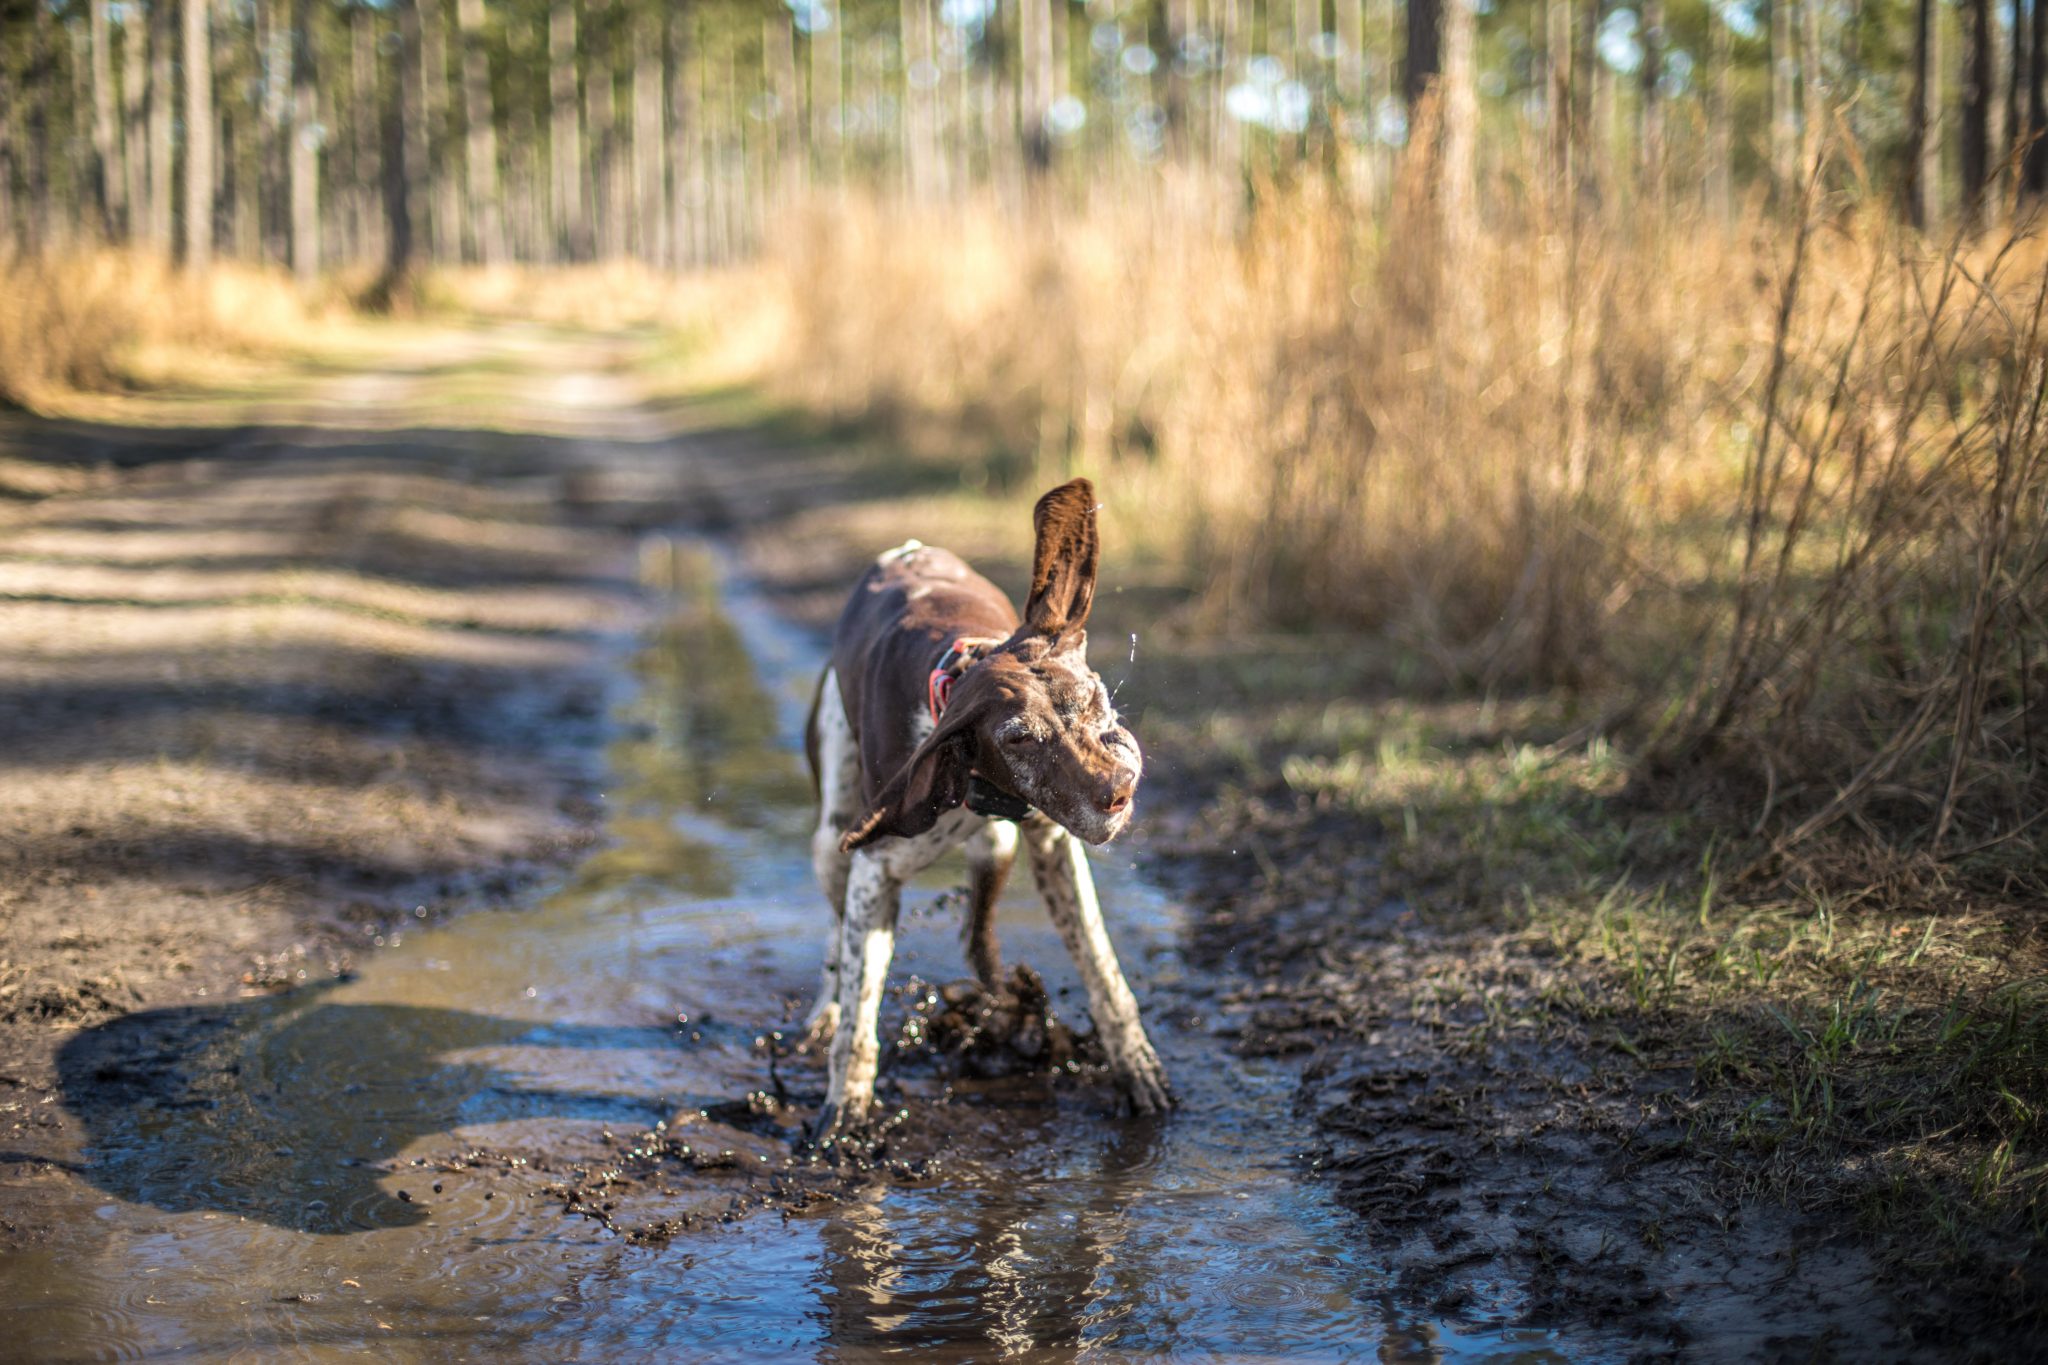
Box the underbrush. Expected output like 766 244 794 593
715 176 2048 896
0 250 342 409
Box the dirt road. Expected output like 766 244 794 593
0 325 1961 1361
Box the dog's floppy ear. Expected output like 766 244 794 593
840 715 976 852
1022 478 1099 641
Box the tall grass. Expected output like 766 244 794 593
740 176 2048 885
0 250 330 408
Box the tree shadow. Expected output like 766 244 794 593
53 984 702 1236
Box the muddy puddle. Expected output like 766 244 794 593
1 543 1572 1362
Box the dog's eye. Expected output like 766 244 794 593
1003 729 1036 745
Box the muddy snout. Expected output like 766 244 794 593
1095 764 1137 817
1079 745 1142 843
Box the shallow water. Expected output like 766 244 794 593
1 544 1571 1362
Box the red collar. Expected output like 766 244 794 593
928 636 1001 722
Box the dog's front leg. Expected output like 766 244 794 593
816 849 901 1137
1023 821 1173 1115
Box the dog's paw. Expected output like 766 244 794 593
1112 1039 1174 1117
799 1001 841 1051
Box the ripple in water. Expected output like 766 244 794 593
1219 1272 1316 1313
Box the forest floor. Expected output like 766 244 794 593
0 320 2037 1361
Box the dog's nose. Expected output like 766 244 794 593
1097 775 1135 815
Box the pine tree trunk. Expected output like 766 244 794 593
1800 0 1824 177
456 0 503 263
1771 0 1796 196
549 0 585 261
352 6 383 265
1574 0 1600 206
1546 0 1570 198
91 0 124 234
811 0 843 185
1709 2 1732 220
419 0 459 260
2031 0 2048 194
668 9 692 266
1023 0 1054 174
634 7 665 263
1440 0 1475 244
124 4 149 240
183 0 213 269
2009 0 2028 178
27 0 53 248
383 0 419 289
1963 0 1993 220
289 0 318 281
585 0 621 259
150 0 175 252
1638 0 1663 199
1405 0 1440 107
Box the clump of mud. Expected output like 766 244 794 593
518 969 1115 1245
889 966 1104 1078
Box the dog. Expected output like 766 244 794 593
802 478 1172 1136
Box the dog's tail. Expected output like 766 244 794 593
803 666 828 801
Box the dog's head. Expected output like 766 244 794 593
841 478 1143 852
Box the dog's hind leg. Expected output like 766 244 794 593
1023 818 1172 1115
804 668 859 1048
962 818 1017 988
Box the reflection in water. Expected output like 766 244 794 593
54 993 677 1235
560 542 811 908
810 1115 1171 1360
1 540 1577 1362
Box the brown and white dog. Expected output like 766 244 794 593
803 478 1172 1137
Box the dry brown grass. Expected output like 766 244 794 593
723 176 2048 886
0 249 340 409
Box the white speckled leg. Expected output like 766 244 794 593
805 670 860 1047
813 807 978 1136
820 850 901 1133
1023 820 1172 1115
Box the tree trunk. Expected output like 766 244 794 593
585 0 621 258
1963 0 1993 221
634 7 665 263
289 0 318 282
91 0 123 235
418 0 458 261
1708 0 1731 220
1440 0 1475 245
183 0 213 269
1771 0 1796 196
150 0 175 252
1639 0 1663 199
352 5 383 265
124 3 149 241
2009 0 2028 177
1801 0 1824 177
1574 0 1600 206
668 8 692 266
2031 0 2048 193
1405 0 1440 108
549 0 585 262
1546 0 1570 198
1022 0 1054 174
383 0 419 288
456 0 503 264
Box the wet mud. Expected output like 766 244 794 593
0 512 1572 1360
1159 797 1947 1361
0 328 1946 1361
